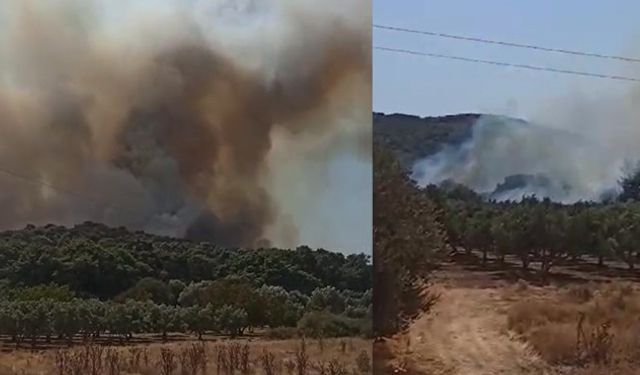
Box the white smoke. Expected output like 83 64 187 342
412 108 636 203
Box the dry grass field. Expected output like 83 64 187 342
0 337 371 375
377 252 640 375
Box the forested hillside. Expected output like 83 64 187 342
0 223 372 344
373 112 532 169
373 112 479 168
0 222 370 299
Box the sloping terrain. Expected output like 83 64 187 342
373 112 480 168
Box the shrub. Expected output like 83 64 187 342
527 322 577 364
297 311 368 338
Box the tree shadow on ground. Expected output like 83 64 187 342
447 251 640 287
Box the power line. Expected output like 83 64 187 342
374 24 640 63
374 46 640 83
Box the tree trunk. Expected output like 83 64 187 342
482 250 487 265
598 255 604 267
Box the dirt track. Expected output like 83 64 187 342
379 252 640 374
397 286 547 375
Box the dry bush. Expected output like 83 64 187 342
527 322 576 364
327 360 347 375
3 337 371 375
613 324 640 364
159 348 178 375
239 343 250 375
284 359 295 375
295 338 309 375
507 298 578 334
576 314 614 366
215 345 233 375
355 350 371 374
313 361 328 375
260 349 276 375
126 347 143 370
563 284 596 303
105 348 122 375
180 342 208 375
509 282 640 370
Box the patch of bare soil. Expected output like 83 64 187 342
384 285 547 375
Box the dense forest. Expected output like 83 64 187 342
0 224 372 344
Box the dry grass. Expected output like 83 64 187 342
0 337 371 375
507 281 640 369
379 256 640 375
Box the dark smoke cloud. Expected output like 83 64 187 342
0 0 370 248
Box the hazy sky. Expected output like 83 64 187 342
373 1 640 118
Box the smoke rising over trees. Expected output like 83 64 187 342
0 0 371 249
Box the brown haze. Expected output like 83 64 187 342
0 0 371 248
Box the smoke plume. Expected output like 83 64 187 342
0 0 371 248
412 86 640 203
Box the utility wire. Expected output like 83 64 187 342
374 46 640 83
374 24 640 63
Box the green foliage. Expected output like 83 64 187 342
115 277 173 304
0 222 371 299
0 283 76 302
215 305 248 337
433 181 640 273
297 311 370 338
373 112 478 168
0 283 370 344
373 146 447 335
307 286 346 314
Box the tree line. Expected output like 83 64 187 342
0 281 371 348
0 222 370 299
421 162 640 277
427 180 640 276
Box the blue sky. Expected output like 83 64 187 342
373 1 640 118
